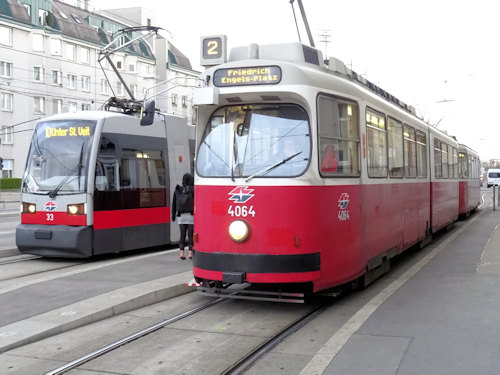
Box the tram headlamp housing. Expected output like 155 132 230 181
228 220 250 243
67 203 86 215
22 202 36 214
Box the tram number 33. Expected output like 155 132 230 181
228 205 256 218
46 213 55 221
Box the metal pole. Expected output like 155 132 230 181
493 185 496 211
296 0 315 47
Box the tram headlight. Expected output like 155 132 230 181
67 203 86 215
22 202 36 214
228 220 250 243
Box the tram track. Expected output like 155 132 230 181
38 291 339 375
42 297 226 375
0 254 41 265
222 299 335 375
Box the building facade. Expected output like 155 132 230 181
0 0 199 178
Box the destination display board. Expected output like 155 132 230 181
213 66 282 87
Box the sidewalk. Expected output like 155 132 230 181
306 209 500 375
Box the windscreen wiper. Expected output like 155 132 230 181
245 151 302 182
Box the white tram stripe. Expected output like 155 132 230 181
299 210 484 375
0 249 177 295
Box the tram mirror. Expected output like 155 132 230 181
236 123 249 137
140 100 156 126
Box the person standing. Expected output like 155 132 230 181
171 173 194 260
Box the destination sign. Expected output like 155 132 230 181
213 66 282 87
38 120 96 140
45 126 92 138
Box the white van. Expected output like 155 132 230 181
487 169 500 187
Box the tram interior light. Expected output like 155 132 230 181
67 203 85 215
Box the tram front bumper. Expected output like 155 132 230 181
16 224 92 258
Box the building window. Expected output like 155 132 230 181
51 70 62 85
0 26 12 46
81 103 90 111
130 84 137 98
0 61 13 78
50 38 61 55
68 101 77 112
100 79 109 94
116 82 123 96
34 97 45 114
128 61 136 72
67 44 76 60
81 47 90 64
38 9 48 26
0 92 13 111
33 66 44 82
33 34 44 51
23 4 31 16
116 59 123 70
171 93 177 105
67 74 77 89
182 95 187 107
81 76 90 91
52 99 62 114
0 126 13 144
0 159 13 178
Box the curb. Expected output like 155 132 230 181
0 270 194 353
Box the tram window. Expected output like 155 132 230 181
416 131 427 178
387 118 403 178
441 142 449 179
434 139 442 178
459 152 468 178
317 95 360 176
366 109 387 178
404 125 417 178
452 147 458 179
198 104 311 178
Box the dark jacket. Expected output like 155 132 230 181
171 173 194 221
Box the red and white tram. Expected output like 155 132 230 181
191 39 480 293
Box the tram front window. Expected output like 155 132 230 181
197 104 310 178
22 120 96 196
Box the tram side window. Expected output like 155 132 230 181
121 149 166 208
441 142 449 178
451 146 458 178
317 95 360 176
366 109 387 178
416 131 427 178
459 152 468 178
387 117 403 178
434 139 442 178
404 125 417 178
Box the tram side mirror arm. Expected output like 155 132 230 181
140 100 156 126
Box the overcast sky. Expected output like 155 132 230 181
91 0 500 160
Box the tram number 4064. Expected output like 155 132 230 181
228 205 256 218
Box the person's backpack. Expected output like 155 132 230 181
177 185 194 213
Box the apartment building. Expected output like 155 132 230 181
0 0 199 178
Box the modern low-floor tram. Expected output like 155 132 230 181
16 110 194 257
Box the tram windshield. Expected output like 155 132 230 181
22 119 96 196
197 104 310 178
